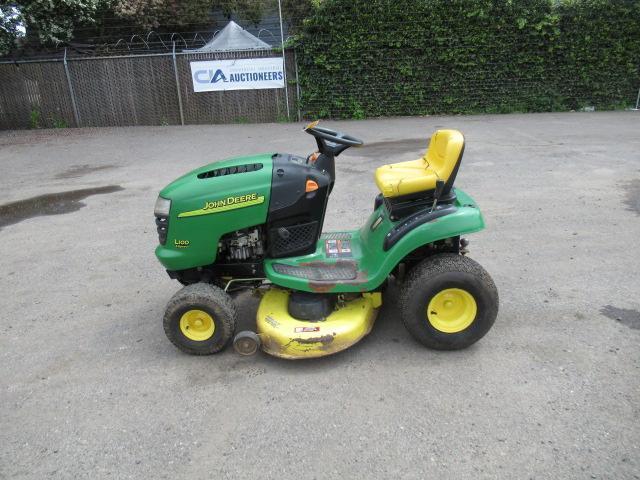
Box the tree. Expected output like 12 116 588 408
218 0 269 26
22 0 106 43
281 0 320 28
113 0 212 30
112 0 318 29
0 0 321 56
0 4 23 55
0 0 107 54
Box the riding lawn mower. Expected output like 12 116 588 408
153 122 499 359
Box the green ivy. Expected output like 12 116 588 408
29 109 41 129
296 0 640 118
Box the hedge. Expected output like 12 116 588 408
295 0 640 118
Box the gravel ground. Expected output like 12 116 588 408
0 112 639 479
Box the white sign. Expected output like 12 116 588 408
190 57 285 92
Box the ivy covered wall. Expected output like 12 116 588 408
296 0 640 118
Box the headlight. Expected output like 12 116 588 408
154 197 171 245
154 196 171 217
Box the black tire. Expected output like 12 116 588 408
399 254 498 350
163 283 237 355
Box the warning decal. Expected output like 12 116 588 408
294 326 320 333
325 239 353 258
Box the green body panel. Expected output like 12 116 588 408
264 188 484 293
156 153 274 271
154 151 484 292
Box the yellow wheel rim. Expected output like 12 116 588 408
179 309 215 341
427 288 477 333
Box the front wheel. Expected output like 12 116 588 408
399 254 498 350
163 283 237 355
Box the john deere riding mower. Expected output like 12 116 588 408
154 122 498 359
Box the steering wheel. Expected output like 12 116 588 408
304 122 364 147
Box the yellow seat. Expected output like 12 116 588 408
374 129 465 198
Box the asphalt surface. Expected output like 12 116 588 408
1 112 639 479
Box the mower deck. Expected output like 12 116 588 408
256 288 382 359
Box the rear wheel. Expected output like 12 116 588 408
163 283 237 355
399 254 498 350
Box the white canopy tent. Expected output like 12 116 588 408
188 21 271 53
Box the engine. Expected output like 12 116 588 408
218 228 265 262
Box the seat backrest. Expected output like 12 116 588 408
423 129 465 193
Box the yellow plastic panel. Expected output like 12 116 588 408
256 289 381 359
374 129 464 198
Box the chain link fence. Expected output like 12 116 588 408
0 47 298 130
1 0 639 130
0 59 77 129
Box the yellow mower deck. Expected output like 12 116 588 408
256 289 382 359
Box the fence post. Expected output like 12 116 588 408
277 0 291 120
63 48 81 127
172 42 185 126
634 86 640 111
294 48 302 122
